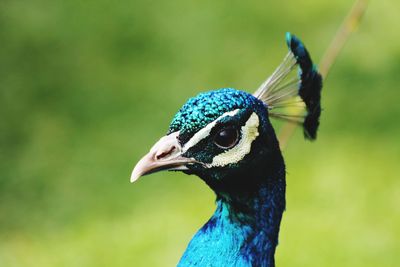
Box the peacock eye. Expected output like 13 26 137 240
214 127 239 149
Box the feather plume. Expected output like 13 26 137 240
254 33 323 140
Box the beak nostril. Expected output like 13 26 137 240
156 146 176 160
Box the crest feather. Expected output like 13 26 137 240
253 33 323 140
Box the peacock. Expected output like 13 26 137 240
131 33 322 267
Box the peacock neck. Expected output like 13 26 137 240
178 167 286 267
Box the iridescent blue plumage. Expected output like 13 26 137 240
169 89 260 135
169 90 286 267
178 181 285 267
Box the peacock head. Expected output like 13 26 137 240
130 33 322 195
131 89 281 193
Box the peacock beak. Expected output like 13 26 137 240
130 132 196 183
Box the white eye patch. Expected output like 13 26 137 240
207 112 259 168
182 109 240 153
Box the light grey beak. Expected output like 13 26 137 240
130 132 196 183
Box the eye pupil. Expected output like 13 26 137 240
214 127 239 148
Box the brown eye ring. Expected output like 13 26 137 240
214 127 239 149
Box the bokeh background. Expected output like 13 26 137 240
1 0 399 266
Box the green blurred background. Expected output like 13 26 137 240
1 0 399 266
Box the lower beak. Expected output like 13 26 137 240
130 132 195 182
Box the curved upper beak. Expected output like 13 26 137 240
130 132 195 183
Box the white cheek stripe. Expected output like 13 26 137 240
207 112 259 168
182 109 240 153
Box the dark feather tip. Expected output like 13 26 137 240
286 32 323 140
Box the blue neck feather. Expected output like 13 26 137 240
170 88 288 266
178 168 286 267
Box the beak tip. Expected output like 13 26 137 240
130 171 141 183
